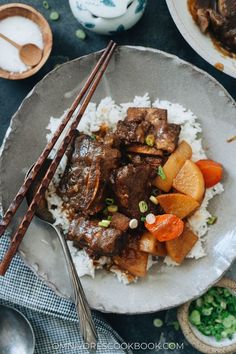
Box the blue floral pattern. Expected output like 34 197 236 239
135 0 146 14
70 0 147 35
84 22 96 28
109 24 125 34
102 0 115 7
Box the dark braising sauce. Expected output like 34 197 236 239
188 0 236 58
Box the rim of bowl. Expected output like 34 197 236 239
0 3 53 80
165 0 236 79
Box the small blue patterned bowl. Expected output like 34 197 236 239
69 0 147 35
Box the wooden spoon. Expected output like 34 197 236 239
0 33 43 67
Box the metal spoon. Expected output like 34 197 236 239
26 160 98 351
0 33 43 67
0 304 35 354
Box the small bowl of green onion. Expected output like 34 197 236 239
178 278 236 354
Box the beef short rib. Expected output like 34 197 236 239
59 135 120 215
68 216 128 257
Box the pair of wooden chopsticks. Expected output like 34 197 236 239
0 40 117 276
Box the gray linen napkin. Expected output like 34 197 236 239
0 234 132 354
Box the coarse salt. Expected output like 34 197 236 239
0 16 43 73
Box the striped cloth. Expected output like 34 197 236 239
0 234 132 354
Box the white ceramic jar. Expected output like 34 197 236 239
69 0 147 35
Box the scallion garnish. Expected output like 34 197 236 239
145 213 156 225
105 198 114 206
139 201 148 213
202 307 213 316
107 205 118 213
50 11 60 21
172 321 180 331
75 29 86 40
189 310 201 326
157 166 166 180
145 134 155 147
153 318 163 328
207 216 217 225
43 0 50 9
149 195 158 205
189 286 236 341
140 216 146 222
107 215 112 221
98 220 111 228
129 219 138 229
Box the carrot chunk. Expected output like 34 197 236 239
196 159 223 188
145 214 184 242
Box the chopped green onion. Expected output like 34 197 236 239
196 298 203 307
129 219 138 229
91 134 96 140
223 288 231 297
207 216 217 225
43 0 50 9
145 134 155 147
202 307 213 316
75 29 86 40
172 321 180 331
205 294 214 303
107 215 112 221
223 315 236 329
189 286 236 341
153 318 163 328
157 166 166 180
50 11 60 21
221 331 228 338
189 310 201 326
139 201 148 213
141 216 146 222
98 220 111 228
105 198 114 206
146 213 156 225
149 195 158 205
107 205 118 213
221 301 227 309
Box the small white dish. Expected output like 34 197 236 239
69 0 147 35
166 0 236 79
178 278 236 354
0 3 52 80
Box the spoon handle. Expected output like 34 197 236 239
0 33 21 50
55 226 98 350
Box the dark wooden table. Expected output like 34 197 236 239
0 1 235 353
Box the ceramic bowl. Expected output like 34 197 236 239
178 278 236 354
69 0 147 35
166 0 236 79
0 3 52 80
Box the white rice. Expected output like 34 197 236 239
45 94 224 282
